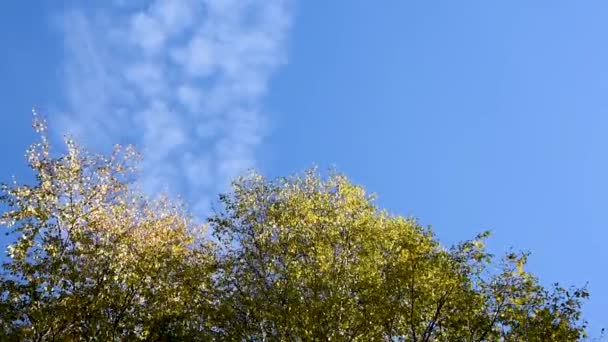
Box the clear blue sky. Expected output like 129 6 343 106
1 1 606 333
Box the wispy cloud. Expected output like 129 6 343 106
56 0 292 214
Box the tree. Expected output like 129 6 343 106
209 170 589 341
0 118 217 340
1 118 590 341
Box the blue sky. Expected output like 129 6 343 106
1 0 607 333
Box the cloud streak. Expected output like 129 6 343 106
56 0 292 214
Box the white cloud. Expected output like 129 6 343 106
56 0 292 215
176 84 202 112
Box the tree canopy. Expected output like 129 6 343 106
0 121 590 340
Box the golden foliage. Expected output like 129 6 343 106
0 119 589 341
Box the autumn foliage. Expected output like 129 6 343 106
0 121 590 340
